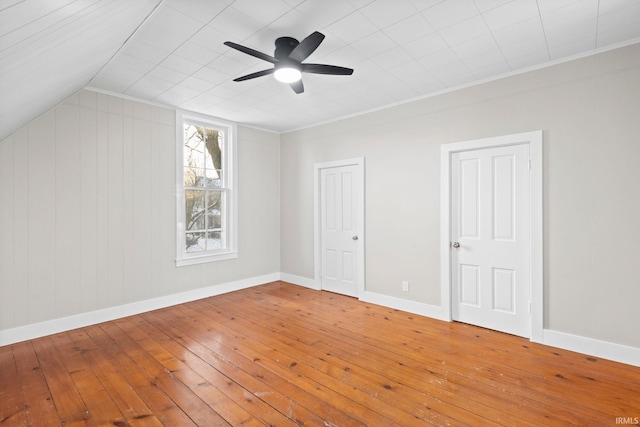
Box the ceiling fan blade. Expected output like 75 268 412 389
233 68 275 82
302 63 354 75
290 79 304 94
224 41 277 64
289 31 325 62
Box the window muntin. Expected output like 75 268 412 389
177 113 236 266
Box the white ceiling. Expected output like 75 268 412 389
2 0 640 140
0 0 163 140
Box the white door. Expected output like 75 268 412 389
320 165 360 297
450 143 531 337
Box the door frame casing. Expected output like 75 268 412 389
440 131 543 342
314 157 366 297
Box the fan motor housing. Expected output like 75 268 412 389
274 37 299 59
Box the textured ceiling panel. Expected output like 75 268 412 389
0 0 163 140
2 0 640 139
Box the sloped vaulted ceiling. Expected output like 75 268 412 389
0 0 163 141
1 0 640 141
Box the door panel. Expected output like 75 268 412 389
493 155 515 241
460 264 480 306
321 165 359 297
493 268 515 313
460 158 480 239
451 143 530 337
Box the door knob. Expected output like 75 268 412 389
352 235 359 241
452 242 460 248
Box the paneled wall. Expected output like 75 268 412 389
280 43 640 349
0 90 280 331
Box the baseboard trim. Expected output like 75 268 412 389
278 273 320 290
542 329 640 367
359 290 450 322
0 273 279 346
278 276 447 321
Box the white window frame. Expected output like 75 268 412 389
175 110 238 267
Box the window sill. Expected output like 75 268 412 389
176 251 238 267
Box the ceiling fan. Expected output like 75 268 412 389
223 31 353 94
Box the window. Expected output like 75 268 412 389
176 111 237 266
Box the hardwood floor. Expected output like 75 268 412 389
1 282 639 426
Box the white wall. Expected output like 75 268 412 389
280 43 640 350
0 89 280 332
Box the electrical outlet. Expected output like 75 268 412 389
402 281 409 292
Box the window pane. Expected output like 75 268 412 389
205 129 223 171
185 167 207 187
206 169 222 188
184 168 197 187
184 124 206 187
185 189 206 231
186 231 206 253
184 124 201 149
207 191 222 229
184 124 224 189
184 125 205 164
208 231 222 250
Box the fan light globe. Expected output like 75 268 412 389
274 67 302 83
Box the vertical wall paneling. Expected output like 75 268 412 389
55 104 82 318
0 137 14 327
122 114 134 303
11 129 29 327
28 112 57 323
96 108 110 311
152 119 177 297
159 120 178 293
132 117 153 302
149 113 162 297
107 112 124 308
79 98 99 312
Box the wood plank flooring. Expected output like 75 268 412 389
1 281 639 426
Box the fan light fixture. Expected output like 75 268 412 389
274 67 302 83
224 31 354 94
